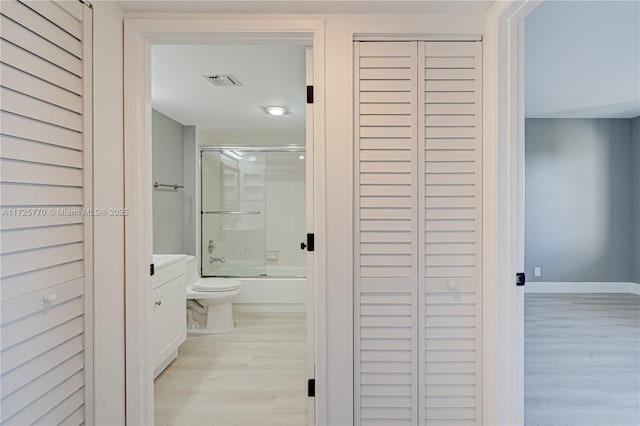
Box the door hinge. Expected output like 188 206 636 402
308 379 315 397
516 272 526 286
300 233 315 252
307 85 314 104
150 263 155 276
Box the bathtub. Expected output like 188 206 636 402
209 266 307 313
233 276 306 312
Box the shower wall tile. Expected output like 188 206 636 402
265 153 306 272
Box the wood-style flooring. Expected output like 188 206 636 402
155 295 639 425
525 293 640 426
154 312 307 426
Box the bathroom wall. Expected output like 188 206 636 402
152 109 185 253
183 126 197 256
632 116 640 283
525 118 633 282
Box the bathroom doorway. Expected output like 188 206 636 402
147 40 317 424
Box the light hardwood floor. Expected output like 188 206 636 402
525 293 640 426
155 312 307 426
156 296 639 425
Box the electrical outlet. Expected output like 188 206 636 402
534 266 541 277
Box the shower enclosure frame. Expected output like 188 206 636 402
124 19 326 426
199 145 307 279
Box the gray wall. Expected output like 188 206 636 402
525 118 633 282
183 126 197 256
152 109 185 254
632 117 640 283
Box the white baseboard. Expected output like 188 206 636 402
525 281 640 295
233 303 306 313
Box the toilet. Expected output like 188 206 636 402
185 258 242 334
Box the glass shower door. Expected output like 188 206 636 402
201 150 266 277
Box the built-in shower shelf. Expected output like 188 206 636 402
242 172 265 201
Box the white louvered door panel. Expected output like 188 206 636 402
355 40 482 425
0 1 92 424
354 41 419 426
418 41 482 426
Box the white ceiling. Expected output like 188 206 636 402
119 0 494 14
152 43 307 146
525 1 640 118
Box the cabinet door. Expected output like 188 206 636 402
152 278 186 370
354 40 483 425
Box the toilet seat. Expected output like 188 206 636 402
191 279 241 292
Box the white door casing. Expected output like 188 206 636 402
305 45 317 425
124 19 326 425
482 2 541 423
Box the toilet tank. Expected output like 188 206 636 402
185 256 198 285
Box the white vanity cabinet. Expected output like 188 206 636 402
152 255 187 378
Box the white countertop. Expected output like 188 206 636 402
153 254 187 270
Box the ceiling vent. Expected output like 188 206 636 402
203 74 242 87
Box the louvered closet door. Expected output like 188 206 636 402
355 40 482 425
418 41 482 426
354 41 419 426
0 1 91 425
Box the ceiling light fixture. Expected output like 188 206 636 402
265 106 288 116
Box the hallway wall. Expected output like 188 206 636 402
96 6 488 424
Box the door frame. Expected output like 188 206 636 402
482 1 541 424
123 17 326 425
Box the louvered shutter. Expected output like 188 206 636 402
419 41 482 425
354 41 419 426
355 40 482 425
1 1 91 424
